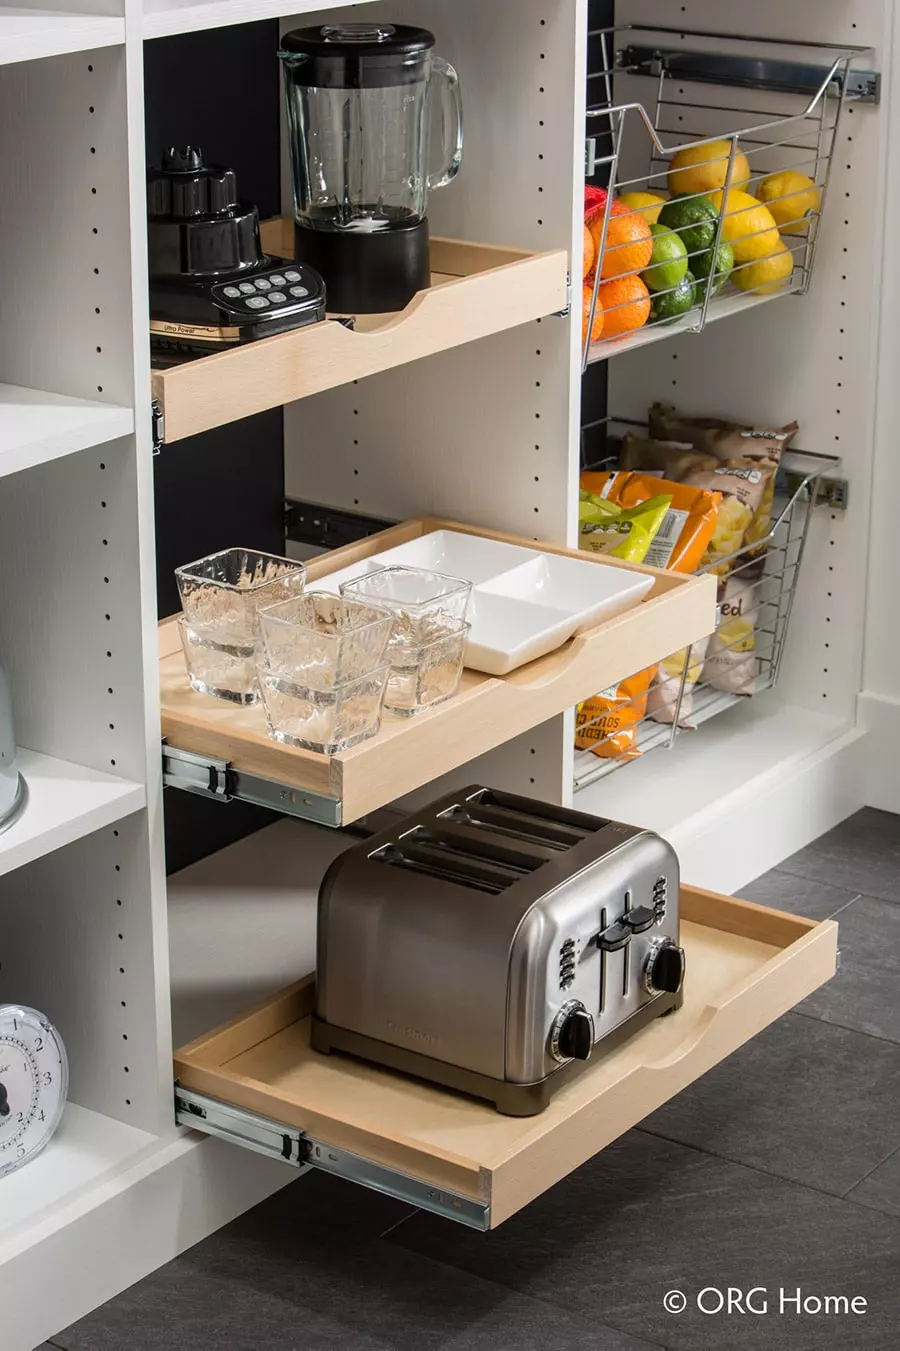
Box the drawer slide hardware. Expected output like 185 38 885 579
175 1087 490 1230
162 741 342 828
616 45 880 105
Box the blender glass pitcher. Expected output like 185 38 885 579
279 23 463 312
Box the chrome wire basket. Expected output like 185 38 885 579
573 420 843 792
583 24 876 365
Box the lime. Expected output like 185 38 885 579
692 239 734 296
657 195 719 260
642 224 688 292
650 271 698 324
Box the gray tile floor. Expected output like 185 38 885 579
46 808 900 1351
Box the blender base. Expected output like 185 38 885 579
293 216 431 314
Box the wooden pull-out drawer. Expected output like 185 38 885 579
151 221 568 445
174 887 838 1230
160 518 716 828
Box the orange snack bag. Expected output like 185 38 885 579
575 471 721 759
580 470 721 573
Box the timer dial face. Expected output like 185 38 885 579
0 1005 68 1179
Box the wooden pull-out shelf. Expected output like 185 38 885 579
175 886 838 1230
151 219 568 444
160 518 716 828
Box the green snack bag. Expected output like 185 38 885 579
579 494 673 563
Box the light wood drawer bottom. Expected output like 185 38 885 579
174 887 838 1229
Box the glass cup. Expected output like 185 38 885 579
178 616 260 705
383 619 470 718
258 664 390 754
340 566 472 649
175 549 307 649
258 591 395 691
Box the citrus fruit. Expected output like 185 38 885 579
692 239 734 296
618 191 667 225
583 225 595 279
597 274 651 338
668 139 751 196
582 284 605 344
657 195 719 260
650 272 698 324
756 170 822 235
593 205 653 280
642 223 688 292
708 189 780 263
731 241 794 294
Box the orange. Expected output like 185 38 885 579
593 204 654 279
582 285 604 344
598 275 651 339
583 224 595 280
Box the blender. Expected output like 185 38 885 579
279 23 463 314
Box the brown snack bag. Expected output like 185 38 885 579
619 433 717 483
649 404 798 557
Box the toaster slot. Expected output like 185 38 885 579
470 789 606 836
441 796 596 852
371 842 513 894
411 825 546 876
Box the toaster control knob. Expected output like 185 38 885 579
644 939 686 996
550 1000 594 1063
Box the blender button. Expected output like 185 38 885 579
222 285 241 299
289 285 310 298
245 295 269 309
254 278 272 290
268 291 287 303
269 275 286 287
239 282 256 295
284 270 302 282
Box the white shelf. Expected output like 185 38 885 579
0 1103 156 1255
0 385 134 479
0 748 145 878
0 8 124 65
575 696 860 893
142 0 376 40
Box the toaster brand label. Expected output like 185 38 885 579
387 1021 440 1048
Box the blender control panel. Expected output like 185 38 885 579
211 261 325 320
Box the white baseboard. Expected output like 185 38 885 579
10 1132 289 1351
858 691 900 814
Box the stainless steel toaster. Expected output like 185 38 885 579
312 786 685 1115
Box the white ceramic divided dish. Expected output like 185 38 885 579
318 531 656 676
312 559 385 595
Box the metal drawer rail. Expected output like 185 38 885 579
162 742 342 828
175 1087 491 1230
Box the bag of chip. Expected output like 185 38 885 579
580 470 721 573
647 635 711 728
575 670 656 759
649 404 798 557
575 470 722 759
578 492 673 563
702 575 758 695
619 434 770 578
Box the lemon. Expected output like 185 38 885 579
618 192 667 225
668 139 750 197
756 170 822 236
708 189 780 262
731 242 795 295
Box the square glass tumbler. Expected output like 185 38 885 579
178 616 260 705
258 664 390 754
384 619 470 717
340 566 472 649
259 592 395 690
176 548 307 648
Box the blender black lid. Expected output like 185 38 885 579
148 146 241 219
279 23 436 88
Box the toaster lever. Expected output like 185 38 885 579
595 905 657 952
